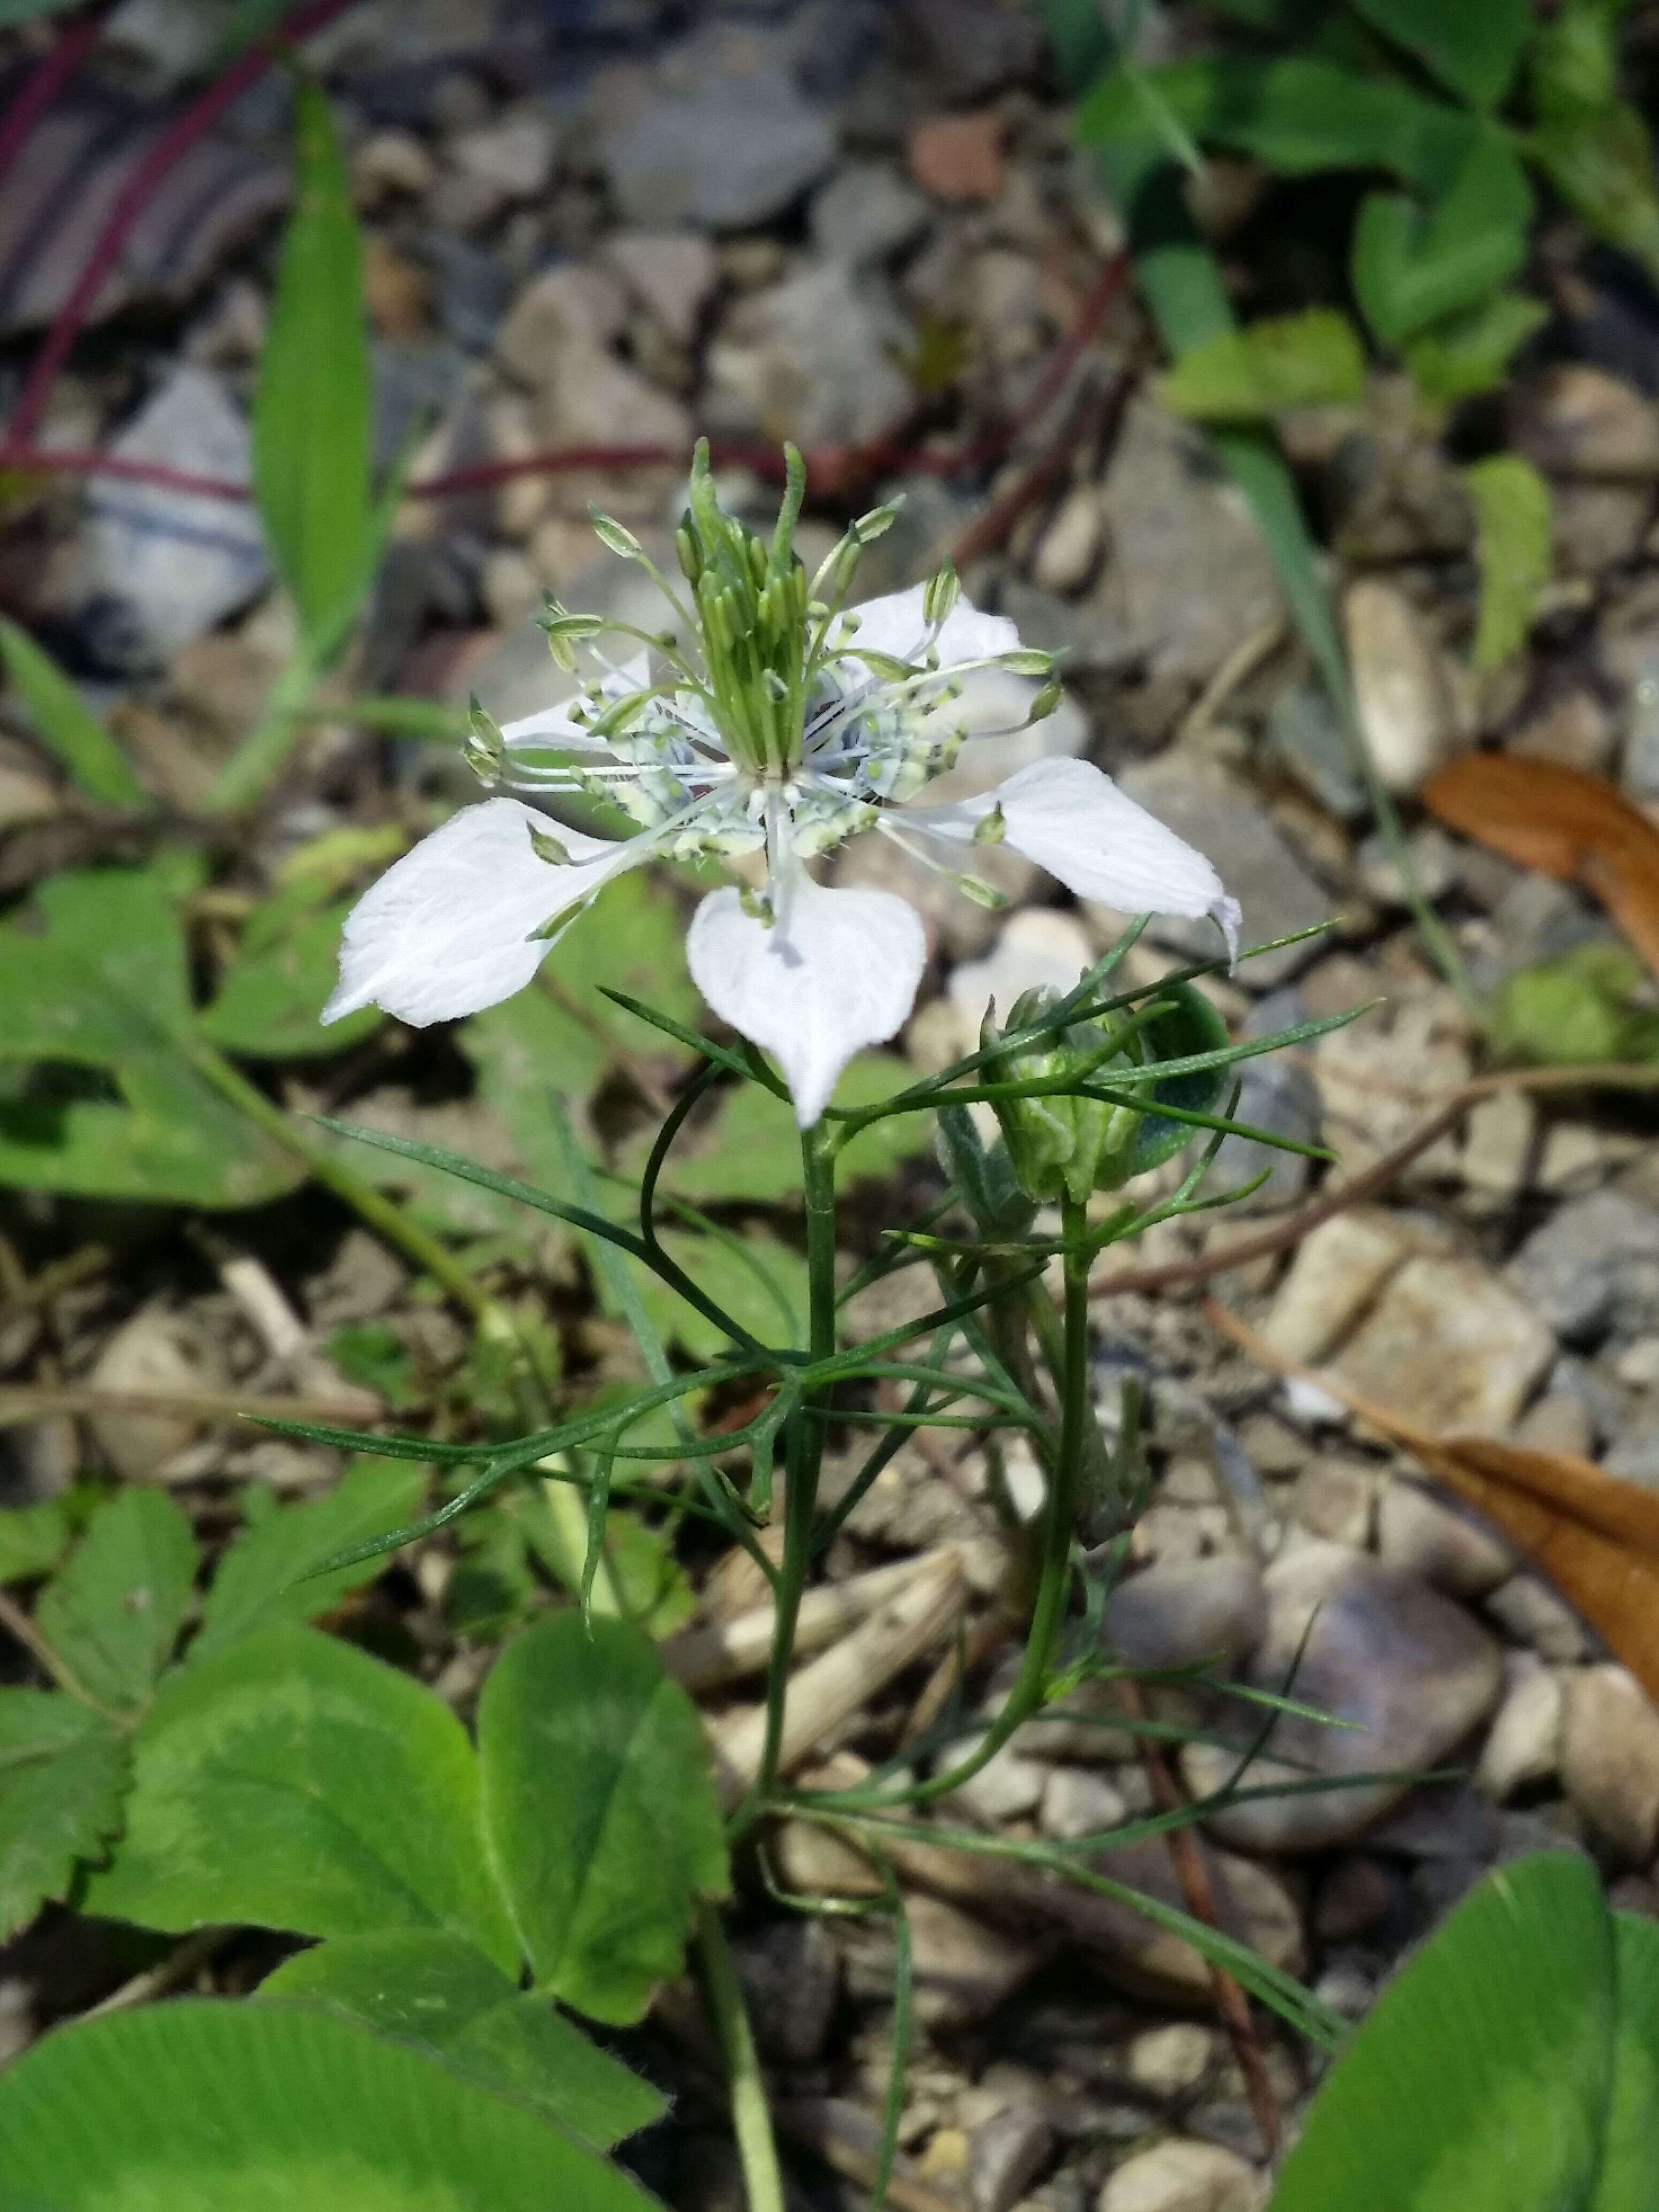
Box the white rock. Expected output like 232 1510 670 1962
601 230 718 347
1344 577 1456 794
447 107 558 203
90 1302 228 1483
1124 2024 1216 2098
948 908 1095 1037
706 263 914 449
497 264 629 386
1477 1652 1563 1799
1033 487 1104 594
1038 1767 1129 1841
1262 1209 1413 1366
1324 1254 1556 1435
1561 1664 1659 1862
945 1733 1049 1825
1098 2139 1264 2212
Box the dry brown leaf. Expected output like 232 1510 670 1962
1206 1297 1659 1703
1422 753 1659 977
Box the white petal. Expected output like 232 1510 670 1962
686 872 928 1127
913 757 1242 957
323 797 645 1028
844 582 1019 668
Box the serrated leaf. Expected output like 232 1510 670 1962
478 1613 728 2023
0 863 302 1207
1464 454 1551 673
1351 131 1532 347
192 1460 429 1662
1490 941 1659 1067
1267 1854 1613 2211
260 1930 667 2148
1595 1910 1659 2209
253 83 373 644
0 619 147 810
1402 291 1549 405
0 2000 661 2211
0 1498 77 1586
1156 308 1366 423
198 895 379 1058
1350 0 1532 109
36 1490 198 1713
0 1693 128 1940
81 1625 518 1970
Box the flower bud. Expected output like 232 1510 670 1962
980 988 1142 1205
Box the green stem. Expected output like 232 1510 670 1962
696 1900 785 2212
831 1194 1093 1815
735 1118 838 1834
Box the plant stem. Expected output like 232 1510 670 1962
203 645 319 816
736 1118 838 1833
696 1900 785 2212
848 1194 1093 1813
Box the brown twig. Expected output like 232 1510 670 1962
1090 1060 1659 1303
0 1244 111 1327
0 1381 382 1431
0 1587 105 1708
1 0 363 454
1114 1677 1281 2158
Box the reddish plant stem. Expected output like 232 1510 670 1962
0 3 113 194
1 0 362 455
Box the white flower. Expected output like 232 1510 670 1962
325 450 1238 1126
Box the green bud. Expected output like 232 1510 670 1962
1026 680 1062 724
854 498 902 541
738 884 774 925
1000 647 1054 677
972 802 1006 847
526 823 573 866
589 506 642 558
956 877 1010 909
935 1105 1035 1236
923 561 961 628
980 987 1142 1206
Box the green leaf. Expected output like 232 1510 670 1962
192 1460 429 1662
198 894 379 1058
625 1225 806 1358
260 1931 667 2148
1267 1853 1615 2212
478 1613 728 2023
81 1624 518 1970
1595 1910 1659 2209
462 870 703 1148
0 1999 662 2211
1464 454 1552 673
0 1693 127 1940
1530 100 1659 283
1489 941 1659 1066
36 1490 198 1713
1075 57 1477 193
1351 0 1533 109
1351 132 1533 347
1156 308 1366 424
1402 290 1549 404
507 1486 697 1638
0 863 302 1208
0 619 147 810
253 81 373 645
0 1497 77 1586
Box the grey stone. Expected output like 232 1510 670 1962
1207 988 1320 1209
970 2106 1055 2212
1484 1572 1593 1663
601 231 719 348
944 1734 1050 1825
734 1918 840 2066
706 263 914 450
1507 1190 1659 1346
595 24 836 230
1088 398 1283 686
89 1302 229 1483
1343 577 1457 794
1104 1555 1266 1674
1289 1458 1374 1548
1477 1652 1563 1800
811 162 932 267
1357 824 1462 909
1561 1664 1659 1862
80 365 267 662
1376 1479 1517 1600
1182 1543 1505 1850
1033 488 1106 596
1261 1209 1414 1366
1039 1767 1130 1842
1125 2024 1217 2099
902 1895 1048 2026
1604 1422 1659 1488
1098 2139 1264 2212
1114 758 1329 986
1265 682 1366 820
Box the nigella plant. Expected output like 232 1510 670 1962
325 441 1237 1126
283 453 1352 2206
